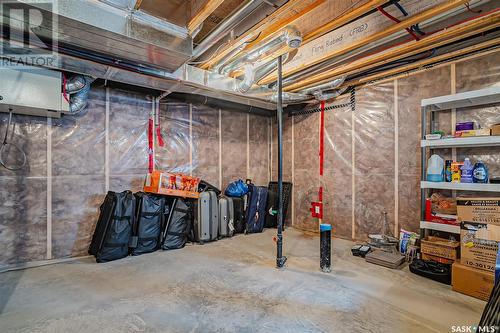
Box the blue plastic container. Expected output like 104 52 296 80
460 158 474 183
473 160 489 183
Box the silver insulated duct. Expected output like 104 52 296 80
217 26 302 77
270 92 311 104
236 54 289 93
299 77 346 96
311 87 348 102
65 75 95 114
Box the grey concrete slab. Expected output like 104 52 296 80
0 229 484 332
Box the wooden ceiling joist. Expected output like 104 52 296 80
343 37 500 88
259 0 470 86
188 0 226 34
285 9 500 92
303 0 387 43
199 0 326 70
134 0 143 10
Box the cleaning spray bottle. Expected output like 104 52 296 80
473 160 489 183
461 158 474 183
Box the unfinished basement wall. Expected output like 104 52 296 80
274 51 500 240
0 87 270 267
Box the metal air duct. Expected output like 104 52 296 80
311 87 348 102
236 53 289 93
300 77 346 96
192 0 265 59
65 75 95 114
217 26 302 76
270 92 311 104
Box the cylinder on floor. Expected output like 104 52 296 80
320 224 331 273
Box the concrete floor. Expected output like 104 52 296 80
0 228 486 333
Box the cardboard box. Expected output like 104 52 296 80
457 197 500 225
144 171 200 199
491 124 500 136
454 128 490 137
460 222 500 272
452 262 494 301
421 236 459 260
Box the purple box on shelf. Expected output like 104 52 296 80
455 122 474 131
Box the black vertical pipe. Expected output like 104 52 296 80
276 55 286 269
320 224 331 272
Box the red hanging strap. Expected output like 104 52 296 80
377 6 420 41
156 124 164 147
148 118 154 173
319 100 325 177
310 101 326 220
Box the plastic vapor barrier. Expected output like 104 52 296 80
275 52 500 239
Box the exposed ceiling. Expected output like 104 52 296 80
2 0 499 109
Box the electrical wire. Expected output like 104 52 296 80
187 32 263 65
377 6 420 41
465 2 482 14
347 49 435 81
0 112 27 171
389 0 426 36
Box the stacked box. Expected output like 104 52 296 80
460 222 500 272
452 262 495 301
457 197 500 225
453 198 500 300
420 236 459 262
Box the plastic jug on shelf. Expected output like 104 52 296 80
473 160 489 183
460 158 474 183
427 154 444 182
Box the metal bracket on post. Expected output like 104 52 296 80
276 54 287 269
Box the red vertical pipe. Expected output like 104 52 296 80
319 101 325 220
148 118 154 173
319 101 325 176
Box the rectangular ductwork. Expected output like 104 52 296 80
4 0 192 72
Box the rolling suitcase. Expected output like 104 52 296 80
130 192 166 256
88 190 135 263
246 184 268 234
219 196 234 238
265 182 293 228
232 197 246 234
194 191 218 243
161 198 191 250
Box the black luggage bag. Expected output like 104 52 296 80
161 198 192 250
245 184 268 234
264 181 293 228
130 192 167 256
409 259 451 285
232 197 246 234
89 191 136 263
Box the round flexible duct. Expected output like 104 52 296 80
66 75 95 114
65 75 87 93
236 53 289 93
299 77 346 96
270 91 311 104
311 87 348 102
217 26 302 77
